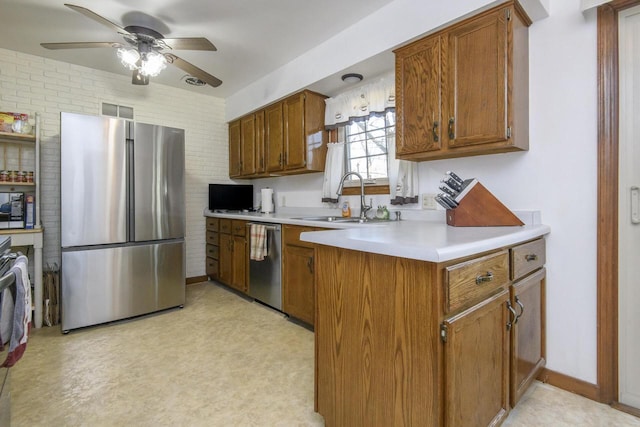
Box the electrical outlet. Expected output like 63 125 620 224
422 193 437 210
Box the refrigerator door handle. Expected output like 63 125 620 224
127 133 135 241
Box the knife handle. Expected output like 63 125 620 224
435 195 454 209
441 194 459 208
439 185 457 198
446 171 464 185
442 177 462 192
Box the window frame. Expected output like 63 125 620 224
338 110 395 194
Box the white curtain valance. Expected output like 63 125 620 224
324 72 395 128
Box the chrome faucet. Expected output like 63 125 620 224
336 171 372 220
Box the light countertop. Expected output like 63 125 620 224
204 209 550 263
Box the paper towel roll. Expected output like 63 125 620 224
261 188 274 213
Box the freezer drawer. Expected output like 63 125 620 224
61 241 185 331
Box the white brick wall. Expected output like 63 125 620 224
0 48 229 278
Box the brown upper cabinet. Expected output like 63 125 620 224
229 89 328 178
395 2 530 161
228 119 241 178
229 111 266 178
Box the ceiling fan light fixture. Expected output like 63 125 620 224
132 69 149 85
139 51 167 77
117 47 140 70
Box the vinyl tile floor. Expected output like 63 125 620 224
9 281 640 426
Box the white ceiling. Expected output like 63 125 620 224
0 0 397 98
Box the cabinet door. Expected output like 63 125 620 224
510 268 546 406
443 289 510 427
395 35 442 155
219 233 233 285
240 115 256 176
255 110 266 174
266 102 284 172
445 7 508 148
228 120 241 177
283 93 306 170
231 235 247 292
283 244 315 325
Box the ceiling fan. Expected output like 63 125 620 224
41 4 222 87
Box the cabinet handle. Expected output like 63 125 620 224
475 271 493 285
506 301 517 331
514 297 525 323
279 153 283 166
307 256 314 274
448 117 455 139
631 186 639 224
525 254 538 262
432 121 439 142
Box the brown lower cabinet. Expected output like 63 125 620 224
205 218 219 280
315 238 546 426
282 225 321 326
218 219 248 293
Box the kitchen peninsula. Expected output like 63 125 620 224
301 216 549 427
205 209 549 426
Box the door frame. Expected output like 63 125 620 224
597 0 640 415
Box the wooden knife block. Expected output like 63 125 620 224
446 180 524 227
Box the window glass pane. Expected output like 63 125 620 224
368 115 385 131
368 155 388 179
343 110 395 183
386 110 396 126
102 103 118 117
348 158 367 177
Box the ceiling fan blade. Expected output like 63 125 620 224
41 42 123 50
161 38 217 51
165 54 222 87
64 3 131 36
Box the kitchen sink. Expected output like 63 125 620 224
293 216 390 224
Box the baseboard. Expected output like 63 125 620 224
537 368 600 402
612 402 640 418
186 275 208 285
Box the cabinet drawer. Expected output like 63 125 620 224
206 232 218 245
283 224 319 247
206 244 219 260
206 217 219 232
232 220 246 236
446 250 509 313
206 258 218 278
219 219 232 234
511 239 545 281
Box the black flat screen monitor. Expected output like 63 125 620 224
209 184 254 211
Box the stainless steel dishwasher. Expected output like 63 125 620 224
247 222 282 310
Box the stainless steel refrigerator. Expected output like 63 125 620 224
60 112 185 332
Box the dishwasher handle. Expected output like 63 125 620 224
247 223 280 231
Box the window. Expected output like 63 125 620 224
343 110 395 187
102 103 134 120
